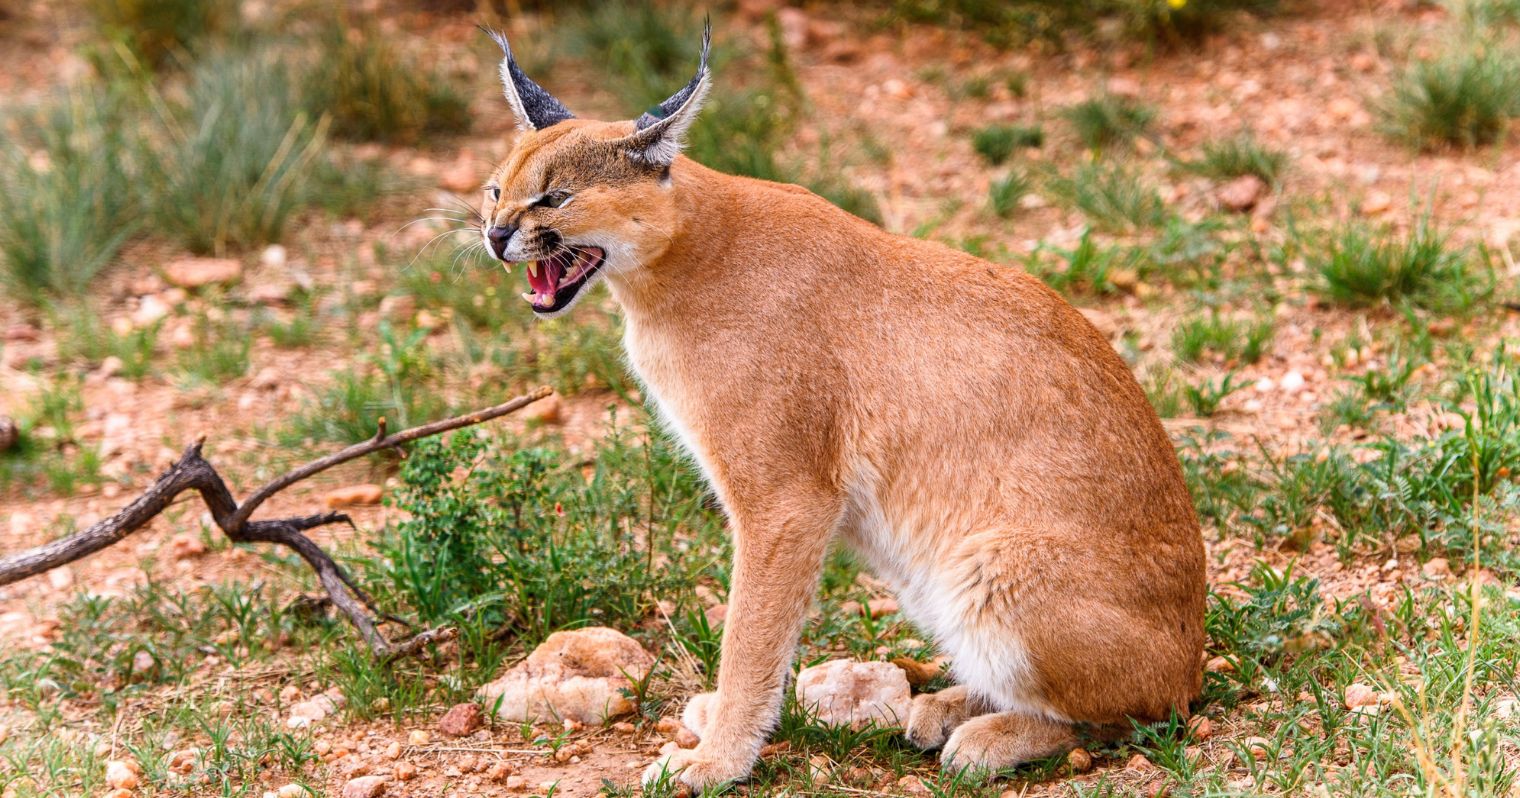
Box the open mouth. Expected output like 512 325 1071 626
519 246 605 314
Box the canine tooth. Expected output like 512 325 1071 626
527 260 539 278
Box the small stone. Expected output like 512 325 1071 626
105 760 139 790
865 598 899 618
277 785 305 798
1361 191 1392 215
1187 715 1213 740
103 791 134 798
505 775 527 791
408 729 431 747
1067 747 1093 773
383 741 401 759
437 703 484 737
164 257 242 289
612 721 636 734
131 650 156 675
133 294 172 327
477 627 655 724
524 394 564 425
1344 682 1381 709
167 749 197 775
486 762 512 782
323 484 383 509
794 659 911 729
340 775 388 798
48 567 73 590
1125 753 1155 772
1279 371 1306 394
896 775 931 795
674 727 699 749
394 761 417 782
261 245 288 269
1218 174 1267 212
378 295 417 322
1241 736 1272 760
168 535 207 560
1421 558 1451 580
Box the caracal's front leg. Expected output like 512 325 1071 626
644 493 838 790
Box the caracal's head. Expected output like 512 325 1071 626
478 23 711 318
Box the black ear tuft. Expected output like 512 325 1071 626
618 18 713 167
482 26 574 131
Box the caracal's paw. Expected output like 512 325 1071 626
905 690 964 750
680 691 718 739
641 745 751 792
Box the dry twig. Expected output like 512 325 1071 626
0 387 553 661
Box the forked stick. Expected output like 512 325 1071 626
0 386 553 661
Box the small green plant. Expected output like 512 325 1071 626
1172 313 1274 365
53 308 160 379
1310 217 1489 310
1380 46 1520 150
1184 372 1245 416
1144 366 1187 419
0 89 138 302
988 170 1032 218
0 381 103 494
1187 133 1288 185
175 313 252 384
1061 94 1155 151
368 421 717 646
281 323 446 446
1043 161 1167 233
971 124 1043 165
301 17 471 144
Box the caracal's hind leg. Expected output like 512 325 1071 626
941 711 1076 775
905 685 993 750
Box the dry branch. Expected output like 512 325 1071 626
0 386 553 660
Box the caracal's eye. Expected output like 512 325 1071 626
486 185 501 202
537 191 571 209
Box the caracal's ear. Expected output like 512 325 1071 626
482 26 574 131
614 19 712 168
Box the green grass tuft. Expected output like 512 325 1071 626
1309 216 1490 310
0 89 138 303
1061 94 1155 151
971 124 1044 165
1380 46 1520 151
301 17 471 144
1042 161 1167 233
1186 133 1289 185
142 50 328 255
988 170 1032 218
83 0 237 68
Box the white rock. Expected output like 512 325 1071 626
105 760 139 790
133 295 172 327
48 566 73 590
261 245 288 269
794 659 911 729
1279 370 1306 394
476 627 654 724
1254 377 1276 393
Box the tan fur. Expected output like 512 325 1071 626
481 117 1205 788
